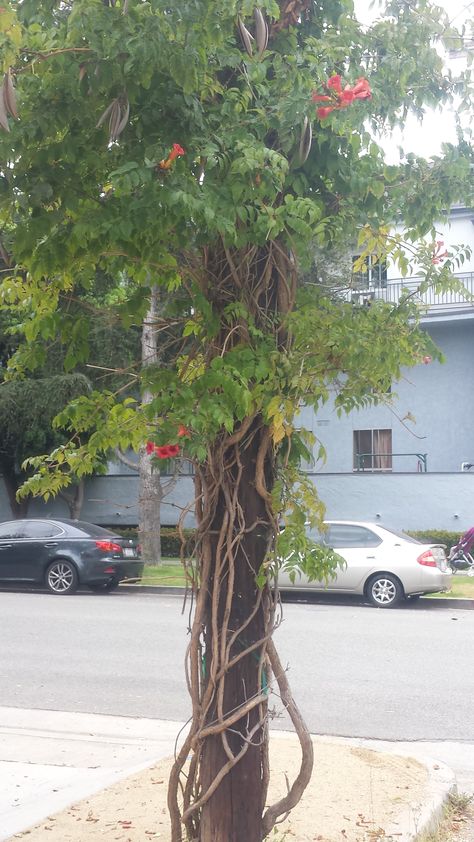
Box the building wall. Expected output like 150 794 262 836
303 318 474 474
2 470 473 532
1 474 197 529
307 472 474 532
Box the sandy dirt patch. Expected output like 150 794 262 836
12 736 429 841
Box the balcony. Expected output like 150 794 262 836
350 271 474 319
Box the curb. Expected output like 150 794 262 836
411 757 456 840
118 585 474 609
310 734 457 841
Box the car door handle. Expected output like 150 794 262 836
366 555 376 559
45 542 58 547
0 544 12 549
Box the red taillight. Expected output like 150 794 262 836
95 540 122 554
417 550 437 567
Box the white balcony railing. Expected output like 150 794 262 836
349 271 474 314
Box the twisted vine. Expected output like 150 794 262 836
167 240 314 841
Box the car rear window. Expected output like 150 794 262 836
379 526 422 544
71 521 121 538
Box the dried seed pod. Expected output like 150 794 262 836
96 100 115 128
3 69 18 120
238 17 253 57
107 99 122 143
298 115 312 164
114 98 130 140
0 84 10 132
96 97 129 143
254 8 268 57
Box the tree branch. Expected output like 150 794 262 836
114 447 139 471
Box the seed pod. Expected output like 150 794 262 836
254 8 268 57
96 100 115 129
107 99 122 143
0 82 9 132
114 98 130 140
298 115 312 164
238 17 253 57
96 97 129 143
3 69 18 120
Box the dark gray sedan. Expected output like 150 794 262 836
0 518 143 594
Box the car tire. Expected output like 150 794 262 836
45 560 78 595
88 578 120 593
366 573 403 608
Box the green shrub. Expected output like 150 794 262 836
161 527 196 557
111 526 138 541
406 530 462 551
110 525 196 557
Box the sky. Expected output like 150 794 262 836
354 0 473 162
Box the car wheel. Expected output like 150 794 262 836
88 578 120 593
45 560 78 595
366 574 403 608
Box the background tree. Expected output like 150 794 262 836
0 266 140 517
0 1 472 840
115 284 187 564
0 372 91 516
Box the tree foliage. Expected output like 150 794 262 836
0 371 91 513
0 0 473 839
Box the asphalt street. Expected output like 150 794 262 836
1 589 473 742
1 587 474 829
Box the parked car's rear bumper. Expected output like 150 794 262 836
117 560 144 582
85 559 144 584
406 568 452 596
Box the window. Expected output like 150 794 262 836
22 521 64 539
352 254 387 289
327 524 382 548
0 522 25 539
353 429 392 471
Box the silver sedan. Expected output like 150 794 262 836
278 520 451 607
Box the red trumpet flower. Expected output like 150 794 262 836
159 143 185 170
431 240 448 265
146 442 181 459
312 75 371 120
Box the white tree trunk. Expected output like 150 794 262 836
139 285 164 565
138 446 163 565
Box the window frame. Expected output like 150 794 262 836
351 254 388 289
353 428 393 472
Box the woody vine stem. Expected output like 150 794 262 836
166 239 314 841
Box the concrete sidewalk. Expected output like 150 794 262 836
0 708 183 841
0 706 457 841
